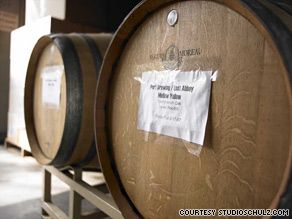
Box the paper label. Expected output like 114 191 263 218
41 65 64 109
137 70 212 145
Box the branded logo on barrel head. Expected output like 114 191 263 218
150 45 201 70
162 45 182 70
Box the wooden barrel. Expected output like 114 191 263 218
25 33 112 167
95 0 292 218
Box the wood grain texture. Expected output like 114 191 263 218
25 36 56 165
25 33 112 167
33 42 66 160
95 0 292 218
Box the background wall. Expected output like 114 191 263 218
65 0 142 31
0 0 25 143
0 31 10 143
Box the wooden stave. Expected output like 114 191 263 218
255 0 292 211
25 33 111 167
63 34 99 167
94 0 292 218
51 34 84 166
25 36 54 165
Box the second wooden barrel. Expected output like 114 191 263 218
95 0 292 218
25 33 112 167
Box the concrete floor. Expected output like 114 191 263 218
0 145 108 219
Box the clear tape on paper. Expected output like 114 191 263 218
135 69 218 156
41 65 64 109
